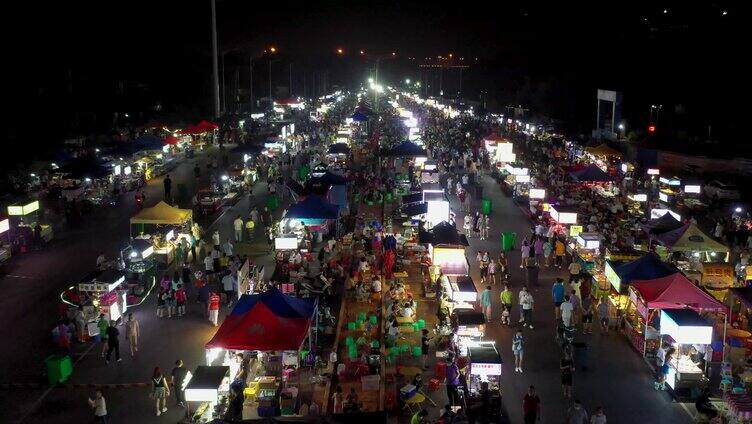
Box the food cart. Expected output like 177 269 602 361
184 365 231 422
569 232 602 272
660 309 712 396
6 199 54 248
466 342 503 421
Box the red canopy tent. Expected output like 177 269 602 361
164 135 180 145
206 301 312 351
179 120 218 135
630 273 725 312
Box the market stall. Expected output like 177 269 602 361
0 218 10 263
653 223 730 264
628 273 725 380
659 309 714 396
6 199 54 249
129 201 193 238
281 195 340 242
205 288 317 420
184 365 231 422
466 342 503 421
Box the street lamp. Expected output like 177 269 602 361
337 48 344 55
269 46 277 53
268 46 278 100
405 78 411 84
360 50 365 55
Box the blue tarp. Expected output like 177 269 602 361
570 164 613 182
231 287 316 318
327 143 350 155
385 141 427 157
285 195 339 220
134 134 164 151
610 252 677 285
351 111 369 122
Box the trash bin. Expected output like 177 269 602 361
501 232 517 252
266 195 279 210
46 354 73 385
482 199 492 215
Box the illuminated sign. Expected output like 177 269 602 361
569 225 583 237
629 194 647 202
275 237 299 250
529 189 546 199
0 219 8 234
684 185 701 194
605 261 622 292
659 192 669 203
550 207 577 224
8 201 39 216
515 175 531 183
647 168 660 175
471 362 502 376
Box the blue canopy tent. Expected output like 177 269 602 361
133 134 164 151
384 141 427 157
351 111 369 122
327 143 351 155
401 193 423 204
230 287 316 318
570 164 613 182
284 195 339 220
607 252 677 290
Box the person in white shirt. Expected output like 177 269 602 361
223 240 234 257
212 230 221 248
560 295 574 328
371 277 382 294
233 216 244 242
88 390 107 422
590 406 607 424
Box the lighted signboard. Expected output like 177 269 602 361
629 194 648 202
7 201 39 216
275 237 299 250
529 189 546 199
569 225 583 237
426 201 450 226
471 362 502 377
497 152 516 162
0 219 8 234
684 185 701 194
659 192 669 203
605 261 622 292
660 310 713 345
647 168 660 175
550 207 577 224
515 175 531 183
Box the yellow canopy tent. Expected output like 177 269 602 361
656 223 729 255
130 201 192 225
585 143 622 157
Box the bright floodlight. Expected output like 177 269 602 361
368 77 374 83
618 123 625 130
736 207 743 213
405 78 411 84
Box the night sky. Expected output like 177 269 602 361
4 1 743 159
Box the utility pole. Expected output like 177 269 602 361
221 52 226 114
210 0 220 118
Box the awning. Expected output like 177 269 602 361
610 252 677 285
400 202 428 217
585 143 622 157
401 193 423 204
419 221 469 246
630 273 726 312
569 164 613 182
654 223 729 253
284 195 339 220
642 212 684 235
130 201 192 225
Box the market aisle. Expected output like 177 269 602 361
450 172 692 423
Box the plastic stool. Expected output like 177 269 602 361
720 379 733 393
733 386 747 394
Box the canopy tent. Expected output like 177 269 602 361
654 223 729 253
569 164 614 182
179 120 218 135
303 171 348 196
327 143 351 155
164 135 180 145
401 193 423 204
585 143 622 157
351 111 369 122
630 273 726 312
206 288 316 351
59 157 112 179
642 212 684 235
133 134 164 151
419 221 470 246
384 141 427 157
610 252 678 285
130 201 192 225
400 202 428 217
284 195 339 220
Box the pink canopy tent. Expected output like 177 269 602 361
630 273 726 312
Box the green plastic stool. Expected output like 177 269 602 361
347 322 356 330
412 346 423 357
417 319 426 329
369 316 378 325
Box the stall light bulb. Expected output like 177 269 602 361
221 175 229 181
130 251 138 258
30 173 36 177
85 178 92 182
735 207 742 213
710 252 717 257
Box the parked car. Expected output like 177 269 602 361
704 180 740 200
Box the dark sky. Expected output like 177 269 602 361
3 1 744 154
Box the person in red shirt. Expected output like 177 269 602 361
175 284 187 317
522 385 541 423
208 292 220 326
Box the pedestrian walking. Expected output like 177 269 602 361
512 328 524 373
171 360 188 407
88 390 108 423
175 284 187 317
520 286 534 329
482 214 491 240
125 313 139 356
560 353 574 398
554 238 566 268
446 358 461 406
472 212 481 238
212 230 221 250
97 314 109 357
480 286 493 322
421 329 432 370
151 367 170 416
104 321 121 364
163 174 172 200
488 257 497 285
598 298 610 333
543 239 553 267
552 278 565 320
523 385 541 424
463 214 472 237
568 260 582 284
233 215 244 242
520 239 530 268
590 406 607 424
500 284 513 324
567 399 589 424
561 295 574 328
208 291 220 326
245 216 255 240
